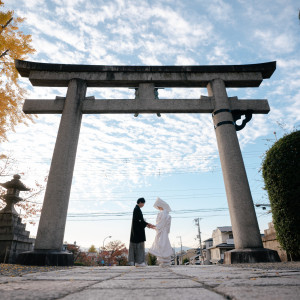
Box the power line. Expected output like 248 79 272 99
18 190 265 205
25 208 229 219
66 208 228 216
68 190 262 198
25 213 230 222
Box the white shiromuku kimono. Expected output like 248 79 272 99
149 197 173 266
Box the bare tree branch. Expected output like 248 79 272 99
0 49 9 59
0 17 13 33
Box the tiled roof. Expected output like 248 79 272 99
217 226 232 232
208 243 235 249
204 238 213 242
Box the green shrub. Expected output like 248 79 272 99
262 130 300 260
182 257 190 265
74 262 85 266
146 252 157 265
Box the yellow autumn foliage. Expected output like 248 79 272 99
0 0 35 142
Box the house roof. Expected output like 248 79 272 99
204 238 213 242
216 243 234 247
217 226 232 232
208 243 235 250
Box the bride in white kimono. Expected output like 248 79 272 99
149 197 173 266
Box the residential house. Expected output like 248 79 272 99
182 248 199 264
202 238 213 264
208 226 235 264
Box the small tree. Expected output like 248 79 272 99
102 240 128 266
262 130 300 260
146 252 157 265
88 245 97 253
0 0 35 142
75 252 96 266
115 255 128 266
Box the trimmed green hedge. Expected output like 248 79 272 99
262 130 300 260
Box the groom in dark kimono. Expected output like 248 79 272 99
128 198 155 266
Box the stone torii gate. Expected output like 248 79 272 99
15 60 280 265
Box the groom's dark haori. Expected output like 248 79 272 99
128 198 154 266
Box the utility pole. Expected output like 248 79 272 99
194 218 202 263
173 243 176 265
177 236 182 265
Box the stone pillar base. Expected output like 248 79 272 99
16 250 74 266
224 248 280 264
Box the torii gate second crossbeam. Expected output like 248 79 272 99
15 60 280 265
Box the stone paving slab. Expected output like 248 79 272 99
0 264 72 277
0 280 97 300
216 276 300 287
22 267 131 281
118 271 184 279
61 287 224 300
22 270 125 281
91 278 201 289
171 264 300 300
21 274 121 281
214 285 300 300
0 264 299 299
60 267 129 273
171 269 300 286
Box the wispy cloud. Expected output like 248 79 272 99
254 30 296 54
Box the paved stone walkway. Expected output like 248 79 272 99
0 264 299 299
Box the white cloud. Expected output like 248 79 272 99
254 30 296 54
206 0 234 22
138 54 161 65
238 114 270 147
277 58 300 69
206 46 232 65
286 90 300 123
151 6 213 48
175 55 197 65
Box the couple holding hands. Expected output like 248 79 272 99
128 197 173 267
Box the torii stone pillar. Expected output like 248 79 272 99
207 79 278 263
35 79 87 250
15 60 280 265
18 79 87 265
208 78 263 249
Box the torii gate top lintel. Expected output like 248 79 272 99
15 60 276 88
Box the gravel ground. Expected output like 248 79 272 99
221 261 300 270
0 263 73 277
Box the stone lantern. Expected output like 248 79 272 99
0 174 30 215
0 174 34 264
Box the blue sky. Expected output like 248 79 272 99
1 0 300 250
